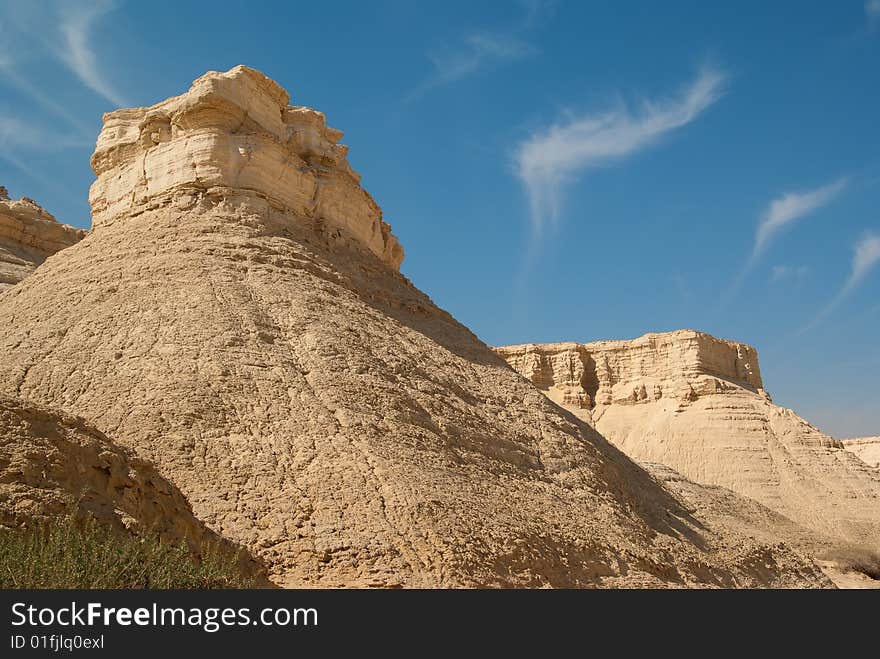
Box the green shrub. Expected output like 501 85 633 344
0 517 257 589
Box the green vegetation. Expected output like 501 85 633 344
0 517 257 589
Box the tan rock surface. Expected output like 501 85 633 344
842 437 880 469
0 396 241 556
0 188 86 291
88 66 402 270
496 331 880 549
0 68 831 588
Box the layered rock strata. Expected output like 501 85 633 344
88 66 402 269
496 331 880 548
0 188 86 291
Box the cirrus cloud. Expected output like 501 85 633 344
514 66 726 235
799 231 880 334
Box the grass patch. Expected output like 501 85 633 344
0 517 257 589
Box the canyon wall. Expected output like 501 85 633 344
0 188 86 291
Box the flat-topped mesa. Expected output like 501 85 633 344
89 65 404 270
499 330 880 547
496 329 764 414
0 191 87 291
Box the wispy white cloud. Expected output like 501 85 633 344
407 1 552 101
514 67 726 234
0 114 91 150
867 0 880 19
800 232 880 333
0 114 89 191
751 179 847 261
722 178 848 304
0 57 92 133
770 264 809 282
520 0 557 28
410 32 534 99
58 0 126 107
842 232 880 294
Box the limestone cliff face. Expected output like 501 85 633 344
0 67 834 588
0 188 86 291
88 66 403 270
497 330 764 416
496 331 880 548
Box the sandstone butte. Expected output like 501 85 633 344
496 331 880 554
0 65 857 588
0 187 86 291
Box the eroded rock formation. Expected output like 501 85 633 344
497 331 880 548
0 67 832 588
88 66 402 270
497 330 764 417
0 188 86 291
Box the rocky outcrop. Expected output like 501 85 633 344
88 66 403 270
497 331 880 549
497 330 763 417
843 437 880 469
0 67 832 588
0 189 86 291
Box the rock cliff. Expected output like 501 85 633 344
497 331 880 548
88 66 402 270
0 188 86 291
497 330 764 417
0 67 831 588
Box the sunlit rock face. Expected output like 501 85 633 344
497 330 880 547
89 66 403 270
0 189 86 291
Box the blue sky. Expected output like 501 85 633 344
1 0 878 436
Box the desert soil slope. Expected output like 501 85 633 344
497 331 880 549
0 396 260 567
0 67 833 588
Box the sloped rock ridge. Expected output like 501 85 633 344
0 396 265 580
0 187 86 291
496 331 880 548
0 68 833 588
